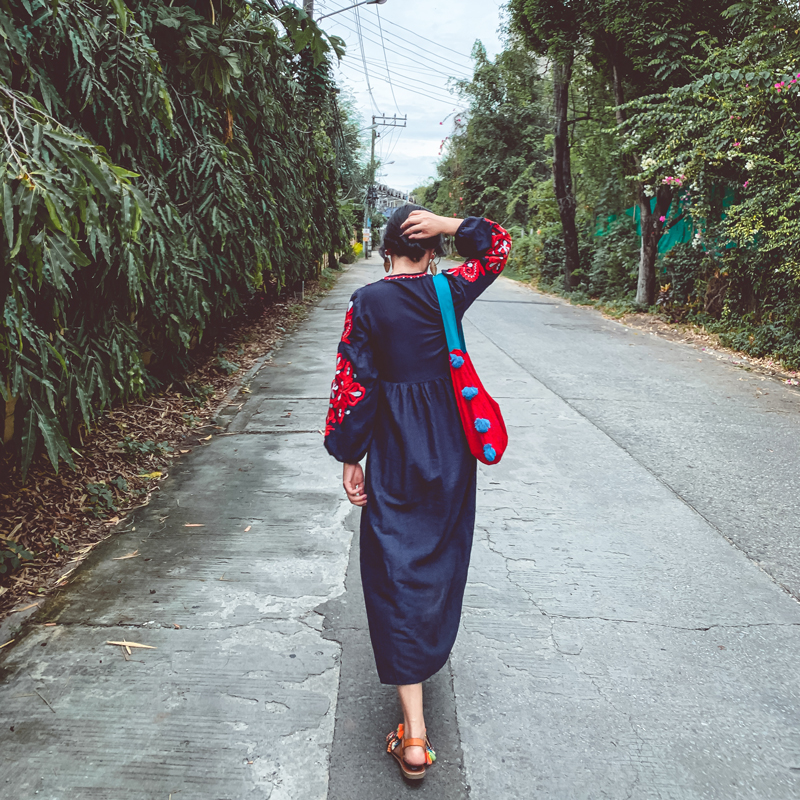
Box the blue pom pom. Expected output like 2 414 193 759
462 386 479 400
474 417 491 433
483 444 496 462
450 354 464 369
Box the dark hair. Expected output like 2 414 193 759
378 204 445 263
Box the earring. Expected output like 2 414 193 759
384 254 391 273
428 256 438 275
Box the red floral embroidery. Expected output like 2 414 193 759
341 300 354 344
446 259 484 283
484 222 512 273
325 352 366 436
446 221 511 281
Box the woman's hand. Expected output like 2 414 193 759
343 462 367 507
401 210 463 240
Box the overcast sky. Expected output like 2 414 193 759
312 0 507 193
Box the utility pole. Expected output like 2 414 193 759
364 114 406 258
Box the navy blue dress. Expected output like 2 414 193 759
324 217 511 685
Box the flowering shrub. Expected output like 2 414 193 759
619 3 800 362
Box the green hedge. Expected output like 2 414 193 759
0 0 350 476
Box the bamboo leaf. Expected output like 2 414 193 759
2 182 14 247
20 406 38 480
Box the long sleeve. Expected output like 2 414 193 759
324 290 379 463
443 217 512 316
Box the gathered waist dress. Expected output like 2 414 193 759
324 217 512 685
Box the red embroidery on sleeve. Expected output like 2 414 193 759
484 221 512 274
341 300 354 344
325 353 366 436
446 259 484 283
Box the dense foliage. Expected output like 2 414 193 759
0 0 356 476
420 0 800 368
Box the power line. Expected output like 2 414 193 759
360 56 463 83
337 57 459 101
353 6 380 113
338 13 474 77
337 60 460 106
376 16 477 64
318 0 475 65
376 5 401 114
319 13 474 79
334 5 474 71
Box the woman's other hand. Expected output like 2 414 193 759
343 462 367 507
401 210 463 240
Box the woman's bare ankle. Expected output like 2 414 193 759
402 716 427 765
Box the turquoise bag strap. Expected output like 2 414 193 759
433 273 467 352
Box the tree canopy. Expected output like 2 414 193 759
419 0 800 368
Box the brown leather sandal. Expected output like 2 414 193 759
385 724 436 781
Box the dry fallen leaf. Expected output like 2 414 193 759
180 449 190 454
244 525 251 532
112 549 139 560
201 435 212 441
173 623 181 629
184 524 204 528
138 471 163 479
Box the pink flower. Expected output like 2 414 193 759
733 141 741 147
659 215 666 222
744 180 749 188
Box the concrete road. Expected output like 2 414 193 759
2 256 800 800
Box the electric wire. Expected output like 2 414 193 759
318 0 474 66
334 18 473 79
318 14 474 79
353 5 380 113
337 57 458 102
376 5 401 114
376 16 477 63
359 56 463 81
329 4 474 72
337 60 458 105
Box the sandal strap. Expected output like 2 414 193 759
403 737 426 748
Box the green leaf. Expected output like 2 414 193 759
2 181 14 247
43 193 65 232
110 0 129 34
20 406 37 480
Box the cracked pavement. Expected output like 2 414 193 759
2 257 800 799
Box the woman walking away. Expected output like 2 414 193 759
324 206 511 781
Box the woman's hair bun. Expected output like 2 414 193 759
379 204 445 263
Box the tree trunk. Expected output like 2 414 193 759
612 63 626 126
611 62 673 306
552 52 579 290
636 184 672 306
